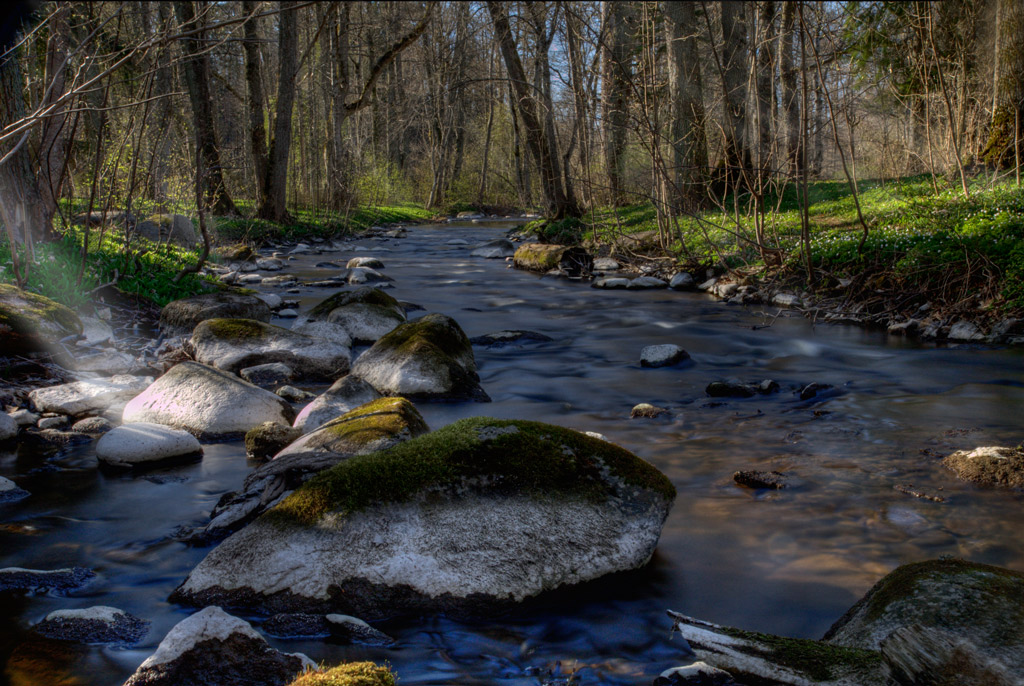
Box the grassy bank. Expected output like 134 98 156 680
0 202 434 309
587 176 1024 317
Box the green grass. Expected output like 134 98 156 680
587 176 1024 313
214 201 434 244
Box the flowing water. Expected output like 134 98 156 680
2 219 1024 685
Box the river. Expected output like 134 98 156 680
2 218 1023 685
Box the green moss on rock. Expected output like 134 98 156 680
0 283 83 354
269 417 675 527
245 422 302 460
310 287 401 320
306 397 429 450
719 626 882 682
288 662 396 686
203 318 272 341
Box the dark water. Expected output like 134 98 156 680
2 220 1024 685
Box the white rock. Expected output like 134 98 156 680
44 606 125 623
669 272 696 290
291 320 353 348
0 476 29 502
79 316 114 346
772 293 802 308
346 257 385 269
293 376 382 433
256 257 283 271
96 422 202 468
28 375 152 417
276 309 298 318
592 277 630 289
254 293 282 309
592 257 621 271
122 362 294 438
948 320 985 341
471 238 515 259
9 409 38 427
73 350 137 375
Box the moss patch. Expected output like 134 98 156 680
310 287 401 320
314 397 428 447
202 318 272 341
288 662 396 686
269 417 675 527
0 284 83 353
719 626 882 682
381 314 472 365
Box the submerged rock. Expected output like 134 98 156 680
733 470 788 490
942 446 1024 488
292 376 382 433
706 380 778 398
160 292 271 337
654 662 739 686
196 398 427 541
307 287 406 344
627 276 668 289
513 243 592 276
33 606 148 644
188 318 350 381
350 313 489 402
631 403 669 419
122 362 295 439
0 284 83 357
0 567 95 594
122 606 314 686
471 238 516 259
0 476 30 503
96 423 203 469
171 418 675 617
468 330 554 348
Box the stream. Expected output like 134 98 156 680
2 218 1024 685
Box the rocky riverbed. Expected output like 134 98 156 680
1 216 1023 685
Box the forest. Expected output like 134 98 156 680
1 0 1022 325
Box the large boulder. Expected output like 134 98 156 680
122 362 295 439
187 319 350 381
135 214 197 248
29 375 153 417
160 293 271 337
122 606 314 686
293 375 382 433
96 422 203 469
171 418 676 617
349 313 489 402
306 288 406 344
824 558 1024 675
0 284 82 357
194 398 427 541
470 238 515 259
513 243 592 276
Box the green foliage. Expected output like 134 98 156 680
212 204 433 244
538 217 585 245
288 663 396 686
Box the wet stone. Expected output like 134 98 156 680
733 470 789 490
640 344 689 368
71 416 114 434
33 606 149 645
631 403 669 419
0 567 95 594
262 613 330 639
0 476 30 503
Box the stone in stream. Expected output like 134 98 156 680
291 320 353 348
0 476 30 503
122 362 295 440
799 382 834 400
947 320 986 342
72 350 138 375
193 398 428 541
28 375 153 417
244 422 302 461
640 344 689 368
187 319 351 381
880 624 1019 686
346 257 385 269
469 330 554 348
293 375 382 433
346 267 393 285
942 446 1024 488
627 276 668 289
96 422 203 469
591 277 630 289
349 313 490 402
33 606 149 644
592 257 621 271
240 362 294 388
261 613 394 646
669 272 697 290
630 403 669 419
306 287 406 344
71 416 114 434
733 470 789 489
254 293 283 310
122 606 315 686
171 418 675 618
0 411 18 440
772 293 803 308
513 243 592 276
705 380 779 398
276 386 315 402
0 284 83 357
654 662 739 686
325 614 395 646
0 567 95 594
256 257 284 271
160 292 271 337
471 238 515 259
9 409 37 427
37 416 69 430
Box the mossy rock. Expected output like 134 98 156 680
349 313 488 402
288 663 395 686
824 558 1024 673
307 288 406 344
172 418 675 617
212 243 256 262
0 284 83 357
308 287 403 321
512 243 592 276
245 422 302 461
160 292 271 337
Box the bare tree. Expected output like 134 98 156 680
663 0 707 211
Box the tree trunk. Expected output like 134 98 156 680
601 1 632 206
983 0 1024 166
663 0 707 211
259 1 299 222
720 1 751 184
487 1 578 219
242 0 269 208
37 3 70 238
174 0 237 216
755 1 775 175
148 1 175 208
779 1 800 175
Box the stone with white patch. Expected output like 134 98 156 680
122 362 295 439
0 566 94 593
591 257 620 271
772 293 803 308
0 476 29 503
654 662 738 685
306 287 406 344
471 238 515 259
33 606 148 644
96 422 203 468
346 257 385 269
172 419 675 617
293 375 382 433
122 606 314 686
326 614 395 646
